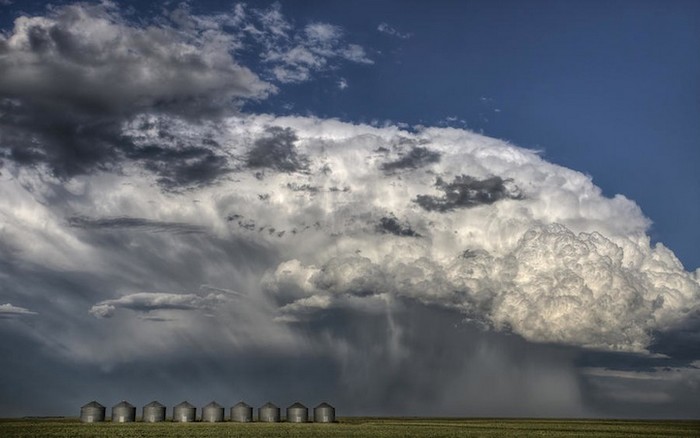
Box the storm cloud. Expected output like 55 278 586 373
0 1 698 419
246 126 308 173
4 112 695 355
0 2 369 188
0 2 271 180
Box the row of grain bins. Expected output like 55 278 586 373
81 401 335 423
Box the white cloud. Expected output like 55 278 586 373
233 3 372 83
2 113 693 353
0 303 37 316
89 292 229 318
0 2 273 114
377 22 411 39
338 78 349 90
212 115 696 353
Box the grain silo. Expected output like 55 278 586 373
111 400 136 423
230 401 253 422
142 401 166 423
286 402 308 423
173 401 196 422
313 402 335 423
80 401 105 423
201 401 224 422
258 402 280 422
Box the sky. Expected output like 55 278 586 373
0 0 699 419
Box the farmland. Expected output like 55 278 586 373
0 417 698 438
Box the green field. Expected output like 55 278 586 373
1 417 698 438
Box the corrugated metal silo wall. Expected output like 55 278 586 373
258 405 280 422
111 405 136 423
142 405 166 422
286 406 308 423
201 405 224 422
230 404 253 422
173 405 196 422
80 406 105 423
313 405 335 422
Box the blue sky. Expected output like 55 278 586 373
0 0 699 417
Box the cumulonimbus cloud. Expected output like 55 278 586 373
0 3 697 361
2 112 698 354
115 114 698 353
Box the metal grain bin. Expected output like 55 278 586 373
313 402 335 423
258 402 280 422
111 400 136 423
201 401 224 423
286 402 308 423
142 401 166 423
80 401 105 423
173 401 196 422
230 401 253 422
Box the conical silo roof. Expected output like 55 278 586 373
82 401 104 409
175 401 195 408
288 402 306 408
204 401 222 408
315 402 333 408
144 401 164 408
113 400 134 408
233 401 251 408
261 402 278 408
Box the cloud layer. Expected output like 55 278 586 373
2 112 698 355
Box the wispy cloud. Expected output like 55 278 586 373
236 4 372 83
68 217 205 235
89 292 229 318
0 303 37 317
378 22 412 39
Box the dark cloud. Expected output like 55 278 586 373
377 215 421 237
287 182 319 192
381 146 440 172
272 300 589 416
0 2 271 181
127 143 231 191
416 175 523 212
0 99 126 177
649 314 700 362
246 127 308 173
68 216 205 235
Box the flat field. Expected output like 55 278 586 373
0 417 698 438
